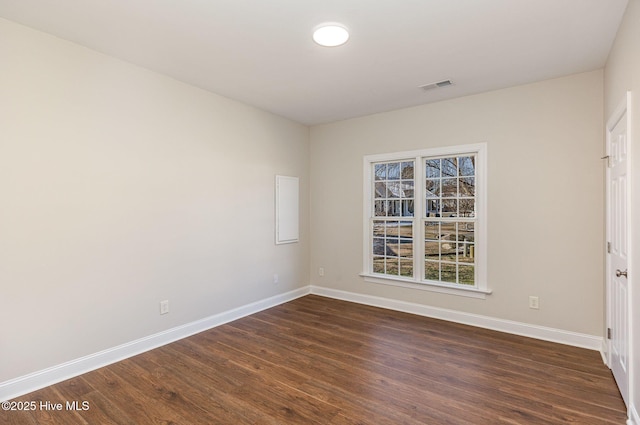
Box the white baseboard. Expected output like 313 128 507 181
601 339 610 366
629 404 639 425
310 286 604 351
0 286 309 402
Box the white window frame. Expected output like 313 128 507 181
361 143 491 299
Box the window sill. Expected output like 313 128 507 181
360 273 492 299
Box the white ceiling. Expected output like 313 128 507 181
0 0 628 125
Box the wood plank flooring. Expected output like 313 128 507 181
1 295 627 424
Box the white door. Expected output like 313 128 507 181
606 93 630 407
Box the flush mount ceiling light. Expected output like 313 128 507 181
313 23 349 47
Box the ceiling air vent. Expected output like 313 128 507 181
419 79 453 91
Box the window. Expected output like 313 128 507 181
362 143 489 298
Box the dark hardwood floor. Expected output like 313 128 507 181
1 295 627 424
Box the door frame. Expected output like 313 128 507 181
605 91 632 409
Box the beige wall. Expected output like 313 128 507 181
0 18 310 382
310 70 605 336
605 0 640 418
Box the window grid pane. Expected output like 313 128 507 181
424 155 476 218
372 159 415 278
373 160 415 217
423 221 475 286
371 219 414 278
423 154 476 286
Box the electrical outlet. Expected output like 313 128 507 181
273 274 279 284
319 267 325 277
160 300 169 315
529 296 539 310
